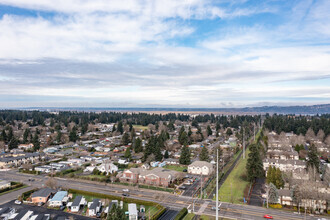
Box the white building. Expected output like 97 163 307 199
128 203 138 220
188 161 213 176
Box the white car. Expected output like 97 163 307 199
123 189 129 192
14 200 22 205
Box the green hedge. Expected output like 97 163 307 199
0 182 24 194
151 205 166 220
174 208 188 220
21 188 38 200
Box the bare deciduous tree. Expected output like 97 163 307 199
317 129 325 142
45 177 57 189
305 128 316 142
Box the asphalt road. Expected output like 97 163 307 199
158 209 179 220
0 170 322 220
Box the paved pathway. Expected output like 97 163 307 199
197 201 209 215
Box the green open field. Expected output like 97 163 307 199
215 148 250 204
133 125 149 131
183 213 195 220
164 164 187 172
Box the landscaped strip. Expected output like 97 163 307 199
0 182 28 196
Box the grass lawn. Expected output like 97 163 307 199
133 125 149 131
183 213 195 220
164 165 187 172
214 148 250 204
83 175 107 180
200 215 232 220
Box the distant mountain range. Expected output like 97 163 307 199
17 104 330 115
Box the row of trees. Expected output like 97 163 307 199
263 114 330 137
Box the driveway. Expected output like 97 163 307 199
249 178 265 206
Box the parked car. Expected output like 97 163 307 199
14 200 22 205
183 169 187 172
179 186 186 190
211 206 220 211
37 202 44 206
263 214 273 219
123 189 129 192
60 205 66 211
122 193 129 197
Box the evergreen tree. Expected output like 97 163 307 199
154 142 163 161
275 168 284 189
23 128 30 144
56 130 62 143
307 144 320 172
107 204 126 220
8 137 18 150
1 130 7 142
179 131 188 146
179 145 191 165
226 128 233 136
216 122 220 131
69 126 78 142
207 125 212 136
164 150 169 159
134 137 142 153
124 147 131 160
188 126 192 137
7 127 13 142
122 132 130 145
117 121 124 134
32 132 40 151
246 143 264 182
112 124 116 132
199 146 209 161
268 183 279 204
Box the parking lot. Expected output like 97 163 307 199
0 200 92 220
181 175 201 197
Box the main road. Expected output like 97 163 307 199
1 170 320 220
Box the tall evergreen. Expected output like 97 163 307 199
164 150 169 159
117 121 124 134
199 146 209 161
1 130 7 142
122 132 130 145
69 126 78 142
246 143 264 182
134 137 142 153
207 125 212 136
23 128 30 144
32 132 40 151
8 137 18 150
307 144 320 172
179 145 191 165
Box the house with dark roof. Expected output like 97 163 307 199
88 198 101 217
71 195 86 212
31 188 54 204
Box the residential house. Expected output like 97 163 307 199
188 161 214 176
141 163 150 170
71 196 86 212
164 158 179 165
88 199 102 217
48 191 68 207
263 159 306 173
128 203 138 220
120 167 178 187
31 188 54 204
18 144 34 151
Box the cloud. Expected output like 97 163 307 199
0 0 329 107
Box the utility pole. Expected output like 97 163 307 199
216 148 219 219
254 123 256 141
243 128 245 159
200 173 203 199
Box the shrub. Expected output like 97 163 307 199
151 205 166 220
269 204 282 209
174 208 188 220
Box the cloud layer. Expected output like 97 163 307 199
0 0 329 107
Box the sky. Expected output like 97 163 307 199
0 0 329 108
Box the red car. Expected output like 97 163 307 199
263 214 273 219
